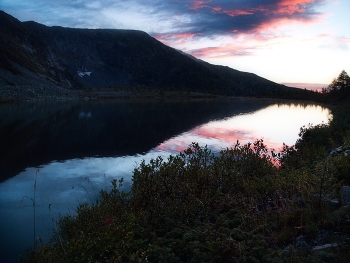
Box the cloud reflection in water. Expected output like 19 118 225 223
156 104 331 153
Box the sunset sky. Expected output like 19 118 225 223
1 0 349 89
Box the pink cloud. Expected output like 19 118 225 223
190 125 284 152
190 45 253 58
154 32 196 46
342 37 350 43
282 83 328 92
154 124 284 156
189 0 212 10
317 33 330 38
156 139 189 152
222 9 254 17
186 31 289 59
273 0 316 14
192 126 250 141
151 0 326 59
190 0 318 17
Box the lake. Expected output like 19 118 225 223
0 98 331 262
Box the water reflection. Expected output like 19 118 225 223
0 99 272 182
156 103 331 153
0 100 331 262
78 111 92 119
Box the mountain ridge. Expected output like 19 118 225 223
0 10 312 99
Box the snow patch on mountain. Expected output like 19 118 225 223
78 71 92 77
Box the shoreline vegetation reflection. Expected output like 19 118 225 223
0 99 331 262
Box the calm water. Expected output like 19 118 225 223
0 99 331 262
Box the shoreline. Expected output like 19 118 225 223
0 88 324 105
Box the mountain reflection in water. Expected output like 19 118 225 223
0 98 272 182
0 99 331 262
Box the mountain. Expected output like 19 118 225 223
0 11 311 99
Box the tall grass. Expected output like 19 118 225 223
21 169 40 250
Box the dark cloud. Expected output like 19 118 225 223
3 0 325 35
2 0 326 47
147 0 325 38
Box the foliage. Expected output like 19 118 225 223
325 70 350 93
322 70 350 100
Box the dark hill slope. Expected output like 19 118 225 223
0 10 309 98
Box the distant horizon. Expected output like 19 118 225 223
282 82 328 91
1 0 348 86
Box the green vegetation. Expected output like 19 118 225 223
21 71 350 262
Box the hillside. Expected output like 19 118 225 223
0 11 312 100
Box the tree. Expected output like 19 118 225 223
338 70 350 89
324 70 350 95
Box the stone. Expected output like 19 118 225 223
330 146 343 155
311 243 338 252
340 186 350 205
295 235 309 249
328 205 350 225
327 199 340 209
283 245 293 253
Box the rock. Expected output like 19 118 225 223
311 243 338 252
330 146 343 155
283 245 293 253
329 145 350 156
311 243 338 261
327 199 340 209
328 205 350 227
340 186 350 205
294 235 309 249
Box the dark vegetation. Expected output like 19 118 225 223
20 72 350 262
0 10 318 100
321 70 350 100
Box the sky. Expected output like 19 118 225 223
1 0 349 89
